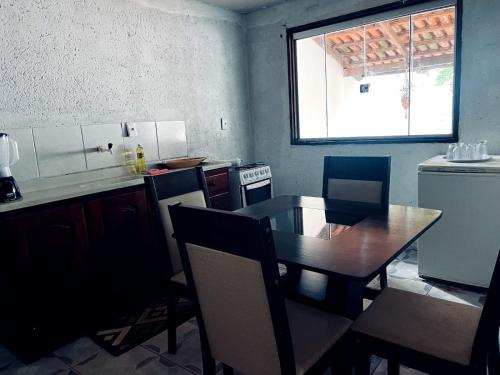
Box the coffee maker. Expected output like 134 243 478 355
0 133 22 203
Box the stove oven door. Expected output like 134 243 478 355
242 179 272 207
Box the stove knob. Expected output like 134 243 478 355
244 173 248 178
260 170 265 175
249 173 254 178
266 168 270 173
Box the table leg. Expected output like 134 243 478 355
326 278 365 319
282 264 302 288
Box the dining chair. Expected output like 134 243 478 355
144 167 211 354
351 250 500 375
323 155 391 291
169 203 353 375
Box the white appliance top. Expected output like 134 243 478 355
418 155 500 173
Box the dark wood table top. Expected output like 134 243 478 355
237 195 442 282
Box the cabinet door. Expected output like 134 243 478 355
0 204 89 351
204 167 230 210
86 189 155 303
210 192 231 210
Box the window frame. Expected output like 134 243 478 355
287 0 463 145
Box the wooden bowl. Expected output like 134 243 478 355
162 157 207 169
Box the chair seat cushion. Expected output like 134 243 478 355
170 271 187 286
286 300 352 374
351 287 482 366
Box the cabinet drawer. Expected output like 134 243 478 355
206 172 229 196
210 192 231 211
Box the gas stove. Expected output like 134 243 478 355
229 163 272 185
229 163 273 210
231 162 266 171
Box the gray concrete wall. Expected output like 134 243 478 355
247 0 500 206
0 0 253 163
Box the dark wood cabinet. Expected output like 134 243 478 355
0 204 90 359
0 187 159 359
0 167 230 359
204 167 230 210
86 189 156 309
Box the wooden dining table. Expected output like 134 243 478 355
236 195 442 319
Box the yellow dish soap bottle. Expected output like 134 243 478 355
136 144 146 174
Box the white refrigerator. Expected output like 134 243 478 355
418 155 500 288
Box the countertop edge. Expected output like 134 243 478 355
0 162 232 214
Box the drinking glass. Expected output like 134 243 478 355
472 143 481 160
453 143 465 160
465 144 474 160
478 140 488 159
447 144 456 160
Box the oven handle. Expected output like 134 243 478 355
245 179 271 190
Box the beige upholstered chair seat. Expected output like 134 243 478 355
352 288 482 366
170 271 187 286
286 300 351 374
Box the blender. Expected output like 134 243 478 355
0 133 22 202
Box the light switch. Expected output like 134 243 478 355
221 118 230 131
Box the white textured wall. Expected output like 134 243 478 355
0 0 253 162
247 0 500 206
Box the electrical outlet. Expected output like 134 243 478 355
221 118 230 131
125 122 139 137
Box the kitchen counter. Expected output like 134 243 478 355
0 161 232 213
418 155 500 173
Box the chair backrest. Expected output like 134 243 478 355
471 250 500 367
169 204 296 375
322 156 391 215
144 167 210 276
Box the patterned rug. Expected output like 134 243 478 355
91 298 193 356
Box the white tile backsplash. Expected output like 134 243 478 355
34 127 87 177
123 122 160 162
5 120 187 180
3 128 39 181
82 123 125 170
157 121 188 160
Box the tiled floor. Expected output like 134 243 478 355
0 248 486 375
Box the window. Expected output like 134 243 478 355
288 0 461 144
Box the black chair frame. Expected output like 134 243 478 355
169 203 351 375
144 166 211 354
323 155 392 293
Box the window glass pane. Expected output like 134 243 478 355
325 17 411 138
409 7 456 135
324 25 365 138
296 35 327 138
291 2 458 143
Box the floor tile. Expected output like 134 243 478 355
399 248 418 265
0 345 19 372
71 345 158 374
52 337 102 367
142 321 204 374
373 359 427 374
387 259 420 280
133 356 193 375
427 284 485 307
366 274 381 289
0 356 71 375
387 275 432 295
